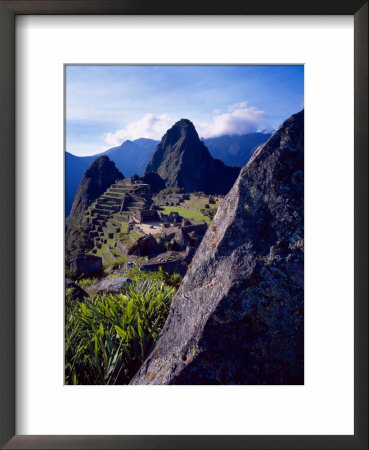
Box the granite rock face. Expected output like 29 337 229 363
145 119 240 195
131 110 304 385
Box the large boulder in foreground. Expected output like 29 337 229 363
131 110 304 385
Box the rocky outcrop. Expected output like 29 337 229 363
171 228 191 251
139 171 166 193
86 277 133 296
145 119 240 195
128 235 163 257
131 110 304 385
140 253 189 277
70 253 103 278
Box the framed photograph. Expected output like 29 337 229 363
0 1 367 449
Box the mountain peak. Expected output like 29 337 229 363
145 119 240 194
86 154 111 170
66 156 124 257
162 118 199 147
173 118 195 128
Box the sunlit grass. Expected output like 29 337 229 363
159 206 211 224
130 229 141 241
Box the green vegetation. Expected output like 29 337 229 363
202 207 218 220
182 197 220 210
123 265 182 289
65 271 176 385
110 246 127 261
65 267 77 280
66 267 182 385
130 229 141 241
118 231 135 249
65 220 93 260
121 221 128 233
159 206 211 224
75 277 99 290
95 244 115 266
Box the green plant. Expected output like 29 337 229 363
65 278 175 385
75 277 99 290
167 272 183 289
202 207 217 220
132 266 183 289
65 267 77 280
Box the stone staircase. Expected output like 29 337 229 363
83 181 151 265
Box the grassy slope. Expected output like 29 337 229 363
182 198 220 209
159 206 211 225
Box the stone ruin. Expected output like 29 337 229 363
132 209 161 224
82 181 152 264
80 178 210 272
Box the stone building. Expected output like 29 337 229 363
132 209 161 224
168 211 181 223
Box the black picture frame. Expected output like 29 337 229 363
0 1 367 449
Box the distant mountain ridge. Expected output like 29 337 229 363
65 132 271 216
203 132 272 167
103 138 158 177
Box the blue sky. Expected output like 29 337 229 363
66 65 304 156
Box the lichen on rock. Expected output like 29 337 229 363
130 110 304 385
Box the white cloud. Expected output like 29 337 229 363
104 113 172 146
103 102 265 147
227 101 248 112
198 102 265 138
